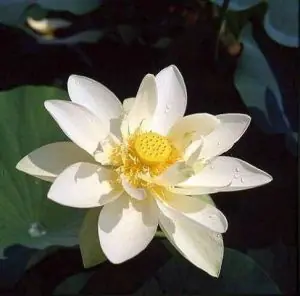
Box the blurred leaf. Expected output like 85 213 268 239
0 245 36 289
117 25 140 45
285 132 298 157
225 3 267 37
234 24 290 133
213 0 299 47
264 0 299 47
0 86 85 251
79 208 107 268
135 248 281 294
38 0 102 15
26 5 48 20
247 243 297 293
134 279 163 296
53 271 95 295
0 0 101 27
36 30 104 45
152 37 172 49
0 1 28 26
25 245 60 270
211 0 262 11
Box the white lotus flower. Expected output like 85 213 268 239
16 65 272 277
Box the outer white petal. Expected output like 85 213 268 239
68 75 123 137
157 198 223 277
99 194 159 263
48 162 121 208
215 157 273 191
121 75 157 138
16 142 93 182
199 114 251 160
68 75 122 121
45 100 108 155
168 185 226 196
160 192 228 233
177 157 235 188
121 175 147 200
196 194 216 206
151 65 187 135
122 97 135 114
175 156 272 194
168 113 220 150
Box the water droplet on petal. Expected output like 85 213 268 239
233 173 239 179
210 165 214 169
28 222 47 238
235 167 240 173
217 141 221 146
240 177 245 183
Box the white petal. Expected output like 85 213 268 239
68 75 122 123
122 97 135 114
48 162 121 208
175 156 272 194
168 185 225 196
93 133 121 165
151 65 187 135
121 175 147 200
121 75 157 138
177 157 235 188
16 142 93 182
68 75 123 139
199 114 251 159
157 198 223 277
45 100 108 155
184 138 203 166
99 194 159 263
215 157 273 191
161 192 228 233
196 194 216 206
154 162 192 186
168 113 220 150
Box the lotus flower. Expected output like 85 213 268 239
17 65 272 277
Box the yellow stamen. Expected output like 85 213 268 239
109 130 180 188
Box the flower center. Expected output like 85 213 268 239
134 132 172 165
109 130 180 188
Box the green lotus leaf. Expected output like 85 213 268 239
0 86 85 251
79 208 107 268
135 248 281 294
38 0 101 15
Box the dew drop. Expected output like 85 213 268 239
240 177 245 183
233 173 239 179
235 167 240 173
28 222 47 238
217 141 221 146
